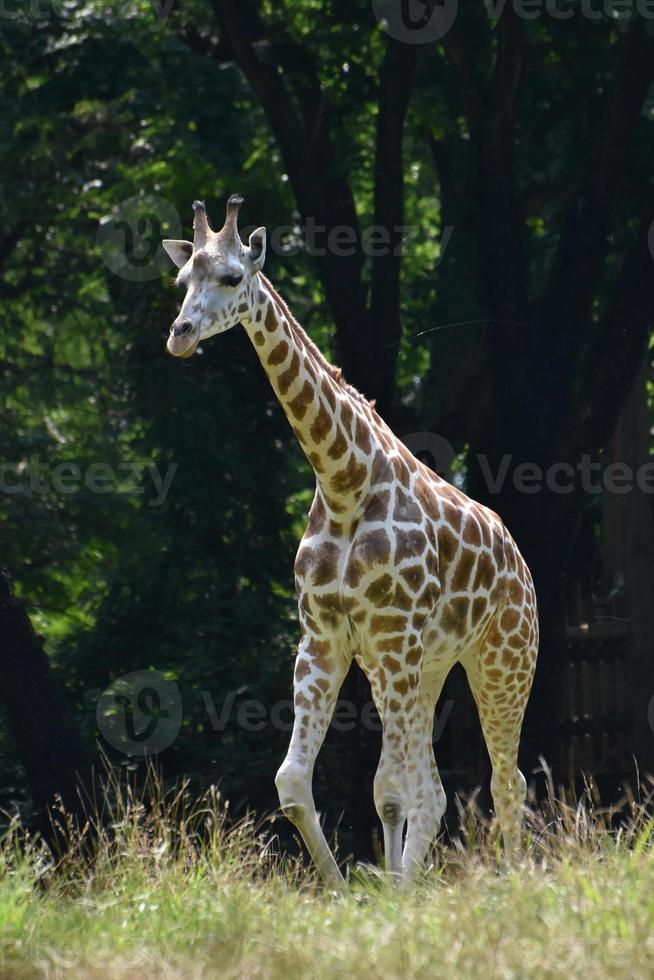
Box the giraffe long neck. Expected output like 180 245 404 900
242 275 380 515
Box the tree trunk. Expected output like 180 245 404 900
0 567 94 842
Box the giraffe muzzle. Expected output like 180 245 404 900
167 319 198 358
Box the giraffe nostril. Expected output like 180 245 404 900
172 319 193 337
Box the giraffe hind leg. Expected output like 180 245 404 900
373 711 411 880
402 667 450 877
463 622 538 863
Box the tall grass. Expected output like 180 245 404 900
1 767 653 979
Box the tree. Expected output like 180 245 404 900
0 567 92 839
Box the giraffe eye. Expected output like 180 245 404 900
220 273 243 288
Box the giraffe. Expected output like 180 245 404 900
162 195 539 886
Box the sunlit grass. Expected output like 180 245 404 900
1 769 653 979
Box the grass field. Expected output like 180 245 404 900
1 776 653 979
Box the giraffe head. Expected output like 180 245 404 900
162 195 266 357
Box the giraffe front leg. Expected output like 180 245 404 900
275 634 349 889
368 630 422 882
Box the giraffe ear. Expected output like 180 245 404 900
162 239 193 269
247 227 266 271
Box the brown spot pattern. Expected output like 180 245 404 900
265 303 277 332
395 528 427 563
278 351 300 394
268 340 289 366
288 381 314 420
327 427 348 460
310 403 332 444
331 454 367 495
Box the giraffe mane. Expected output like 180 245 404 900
258 275 374 409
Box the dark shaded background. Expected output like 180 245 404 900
1 0 653 858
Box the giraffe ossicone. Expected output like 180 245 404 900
162 196 539 887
